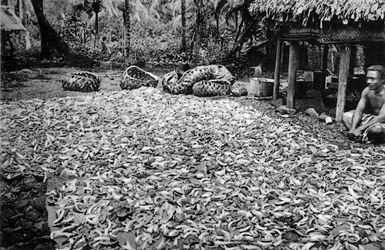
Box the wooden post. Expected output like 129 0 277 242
280 42 285 69
335 45 351 122
287 41 299 109
273 39 282 100
321 44 329 90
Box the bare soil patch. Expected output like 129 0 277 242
1 68 121 101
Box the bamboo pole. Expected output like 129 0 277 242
273 39 281 100
335 46 351 122
287 41 299 109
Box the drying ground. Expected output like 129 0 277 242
1 68 384 250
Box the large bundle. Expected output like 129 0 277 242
162 65 234 97
192 80 231 97
62 72 101 92
120 66 159 90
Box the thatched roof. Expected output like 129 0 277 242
320 26 385 43
249 0 385 24
0 6 26 31
279 26 385 44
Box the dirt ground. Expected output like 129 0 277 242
0 67 173 101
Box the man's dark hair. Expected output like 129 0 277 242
367 65 385 80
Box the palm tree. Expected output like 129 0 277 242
192 0 203 62
123 0 130 59
90 0 103 48
85 0 151 60
120 0 150 60
181 0 186 52
211 0 227 39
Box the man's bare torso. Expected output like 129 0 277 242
366 87 385 115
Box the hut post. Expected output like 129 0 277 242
321 44 329 90
336 45 351 121
280 42 285 69
273 39 282 100
287 41 299 109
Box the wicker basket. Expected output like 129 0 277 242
120 66 159 90
162 65 234 96
192 80 231 97
62 72 101 92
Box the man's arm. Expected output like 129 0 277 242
349 88 368 133
355 102 385 133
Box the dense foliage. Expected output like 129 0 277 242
6 0 264 66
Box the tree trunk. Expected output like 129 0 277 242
31 0 71 59
215 16 219 39
123 0 130 61
226 22 252 58
94 10 99 49
181 0 186 53
193 0 203 62
234 18 244 46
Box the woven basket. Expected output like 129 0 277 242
162 65 234 96
192 80 231 97
62 72 100 92
120 66 159 90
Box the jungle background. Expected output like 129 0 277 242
1 0 270 72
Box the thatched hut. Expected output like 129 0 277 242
249 0 385 121
1 5 26 63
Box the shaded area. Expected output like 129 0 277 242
0 174 55 249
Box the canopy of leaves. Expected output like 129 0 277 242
249 0 385 25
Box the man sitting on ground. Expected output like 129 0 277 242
342 65 385 143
